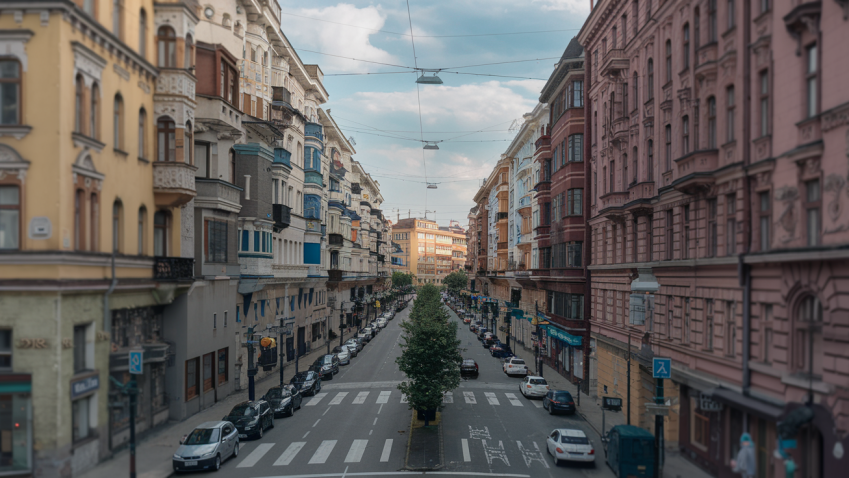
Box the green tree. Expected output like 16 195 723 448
442 270 468 295
396 284 462 425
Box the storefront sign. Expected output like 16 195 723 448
699 393 724 412
71 374 99 399
543 324 582 347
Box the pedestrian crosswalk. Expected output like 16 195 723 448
235 438 396 468
301 389 541 407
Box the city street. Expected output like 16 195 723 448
196 300 613 478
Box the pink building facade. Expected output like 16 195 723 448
578 0 849 476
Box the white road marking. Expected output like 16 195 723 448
462 439 471 462
531 400 543 408
373 417 378 426
312 419 321 428
329 392 348 405
369 430 373 435
380 439 393 462
484 392 500 405
463 392 476 404
304 392 328 406
273 442 305 466
344 439 369 463
482 440 510 466
401 394 409 403
504 393 523 407
378 404 384 414
237 443 274 468
302 431 310 439
376 390 392 404
469 426 491 440
322 407 331 416
308 440 337 464
353 391 370 404
443 392 453 404
517 441 549 469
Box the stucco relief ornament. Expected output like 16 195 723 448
824 173 845 222
775 186 799 242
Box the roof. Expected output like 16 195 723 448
612 425 655 438
561 37 583 61
195 421 227 429
557 428 588 437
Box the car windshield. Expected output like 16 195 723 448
266 388 290 399
561 435 589 444
553 392 572 401
512 359 525 365
530 378 548 385
292 372 311 382
322 356 333 363
333 347 343 353
184 428 220 445
229 404 256 417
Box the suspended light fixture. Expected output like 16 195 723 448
427 183 438 189
423 141 439 150
416 70 443 85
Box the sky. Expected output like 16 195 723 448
278 0 591 227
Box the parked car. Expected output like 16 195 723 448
477 327 489 340
520 376 550 398
490 342 514 358
363 326 375 338
336 348 351 365
345 338 364 352
463 316 472 324
222 400 273 440
483 333 495 348
173 421 239 473
289 370 321 396
335 344 357 359
460 359 479 376
312 354 340 379
503 357 529 376
543 390 576 415
469 323 477 332
358 328 372 342
376 317 388 328
262 385 302 418
546 428 595 465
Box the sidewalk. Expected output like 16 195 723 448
492 326 714 478
80 329 359 478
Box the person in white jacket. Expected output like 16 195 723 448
730 432 757 478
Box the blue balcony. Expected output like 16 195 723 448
274 147 292 167
304 171 324 186
305 123 324 141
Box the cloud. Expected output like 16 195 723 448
280 4 399 73
504 79 547 95
530 0 591 14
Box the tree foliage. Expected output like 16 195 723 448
442 270 468 294
396 284 462 420
391 271 415 289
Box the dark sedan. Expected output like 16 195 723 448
543 390 576 415
311 354 339 380
262 385 302 418
460 359 479 376
289 370 321 396
490 342 514 358
222 400 273 439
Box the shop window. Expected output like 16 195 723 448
0 331 10 370
0 60 20 125
218 348 228 385
203 352 214 392
691 398 710 450
185 357 199 401
72 395 93 442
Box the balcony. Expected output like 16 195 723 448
599 191 630 210
628 181 657 202
273 148 292 168
672 150 720 195
273 204 291 230
153 257 194 280
195 179 242 213
534 135 551 151
329 233 344 246
612 117 629 145
497 241 508 251
153 161 197 207
496 212 509 222
600 48 629 76
517 195 532 215
330 190 345 203
305 122 324 141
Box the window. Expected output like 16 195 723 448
184 34 194 70
568 134 583 162
203 352 214 392
612 26 617 49
113 94 123 150
157 26 177 68
647 59 654 100
727 301 736 356
665 40 672 83
761 0 769 13
185 357 199 401
708 199 718 256
759 71 769 136
567 188 583 216
621 15 627 45
609 161 615 193
708 0 717 41
571 80 583 107
206 220 228 263
154 211 168 256
646 0 652 18
547 291 584 319
727 0 735 30
647 139 654 180
665 125 672 171
692 403 710 448
806 44 817 118
75 75 85 134
73 324 91 373
218 348 228 385
633 0 639 36
73 396 93 442
632 72 638 111
726 194 736 255
794 296 822 375
138 8 146 57
112 0 123 38
707 97 717 148
138 108 146 158
759 191 770 251
75 189 85 251
726 86 735 142
695 8 701 51
805 179 820 246
229 148 236 183
666 210 674 260
683 24 690 69
0 330 10 369
706 299 715 350
567 242 582 267
157 117 175 161
623 83 628 118
112 200 122 253
683 205 690 259
90 82 99 140
134 207 145 255
682 116 690 154
623 154 628 188
0 60 20 125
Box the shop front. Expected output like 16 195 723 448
0 374 31 476
542 323 583 386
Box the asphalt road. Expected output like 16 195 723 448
183 296 614 478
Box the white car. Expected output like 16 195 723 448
376 318 388 328
519 376 549 398
546 428 595 465
503 357 528 376
335 349 351 365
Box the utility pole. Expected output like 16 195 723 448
627 332 631 425
279 320 286 386
112 348 142 478
535 301 543 378
247 325 256 401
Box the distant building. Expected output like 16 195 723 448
390 218 467 285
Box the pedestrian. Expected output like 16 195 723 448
730 432 756 478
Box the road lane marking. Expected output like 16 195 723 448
378 404 384 414
329 392 348 405
302 431 310 439
469 426 490 440
484 392 500 405
373 417 378 426
461 439 471 462
376 391 391 404
531 400 543 408
482 440 510 466
237 443 274 468
273 442 305 466
517 441 549 469
304 392 328 406
312 419 321 428
353 391 370 404
380 439 393 462
401 394 409 403
504 393 523 407
344 439 369 463
463 392 476 404
322 407 331 416
443 392 453 404
308 440 337 464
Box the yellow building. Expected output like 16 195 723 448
391 218 466 285
0 1 198 475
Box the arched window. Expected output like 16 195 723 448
75 75 85 134
184 34 194 69
647 59 654 100
113 94 124 150
0 60 21 125
153 210 168 256
794 295 823 376
90 82 99 140
138 206 146 254
138 8 146 57
75 189 85 250
112 200 123 253
138 108 146 159
157 117 175 161
184 121 193 164
665 40 672 83
683 24 690 69
157 26 176 68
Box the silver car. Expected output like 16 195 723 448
345 338 363 353
173 421 239 473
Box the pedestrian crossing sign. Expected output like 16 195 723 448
653 357 672 379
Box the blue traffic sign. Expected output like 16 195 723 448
653 357 672 379
129 350 143 375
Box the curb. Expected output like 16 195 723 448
403 410 445 471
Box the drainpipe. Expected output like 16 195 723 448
741 0 753 399
104 247 117 333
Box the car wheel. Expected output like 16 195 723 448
270 416 275 429
232 442 239 458
258 426 263 439
327 372 333 380
214 455 221 471
548 404 554 415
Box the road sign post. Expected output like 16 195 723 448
652 357 671 478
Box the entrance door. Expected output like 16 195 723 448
297 327 306 357
286 337 295 361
